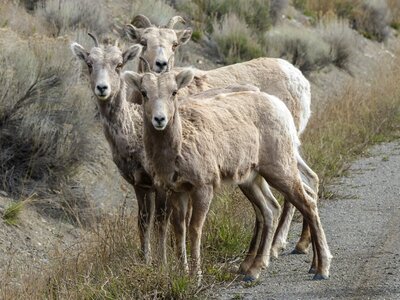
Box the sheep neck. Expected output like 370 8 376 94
144 102 182 184
97 80 144 184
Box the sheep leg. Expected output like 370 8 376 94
238 202 263 275
294 155 319 253
154 188 170 265
271 158 318 256
169 191 189 272
239 176 280 282
267 174 331 279
134 185 154 265
188 185 213 278
271 200 296 258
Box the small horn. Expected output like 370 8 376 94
88 32 99 47
132 14 152 28
139 57 151 72
115 39 120 47
166 16 186 29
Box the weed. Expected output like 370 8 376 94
2 201 24 225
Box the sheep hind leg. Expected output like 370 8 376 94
237 202 263 275
239 175 280 282
134 185 155 265
271 200 296 258
294 155 319 254
280 182 332 280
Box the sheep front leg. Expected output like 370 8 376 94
154 188 170 265
134 185 154 264
169 191 189 272
188 185 213 279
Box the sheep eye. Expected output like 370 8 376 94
172 42 178 51
116 63 123 71
172 90 177 96
87 62 93 72
141 90 147 98
140 39 147 48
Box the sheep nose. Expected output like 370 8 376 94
155 60 167 71
154 115 166 125
96 84 108 94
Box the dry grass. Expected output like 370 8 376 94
293 0 392 42
301 50 400 193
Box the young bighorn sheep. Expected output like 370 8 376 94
125 14 316 258
70 35 169 264
124 69 332 281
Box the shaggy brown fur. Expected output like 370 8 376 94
124 70 331 281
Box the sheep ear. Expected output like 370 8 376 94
123 44 142 64
176 28 192 45
124 71 143 91
176 69 194 89
71 42 88 61
124 24 142 41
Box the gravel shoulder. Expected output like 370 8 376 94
215 140 400 300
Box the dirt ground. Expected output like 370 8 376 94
214 139 400 300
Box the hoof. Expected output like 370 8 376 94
291 248 307 255
243 275 257 283
270 249 279 259
313 273 329 280
308 267 317 274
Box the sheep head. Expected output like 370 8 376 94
124 69 194 130
124 15 192 73
71 33 142 101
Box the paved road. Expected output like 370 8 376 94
216 140 400 299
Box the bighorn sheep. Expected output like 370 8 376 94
70 35 169 264
124 15 192 73
124 68 331 281
124 15 317 257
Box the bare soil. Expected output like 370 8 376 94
214 140 400 300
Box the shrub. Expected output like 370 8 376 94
352 0 392 42
35 0 110 36
0 2 48 36
317 18 356 70
176 0 272 35
131 0 177 27
212 13 264 64
265 24 331 73
0 30 95 196
270 0 289 24
387 0 400 30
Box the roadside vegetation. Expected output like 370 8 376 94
0 0 400 299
